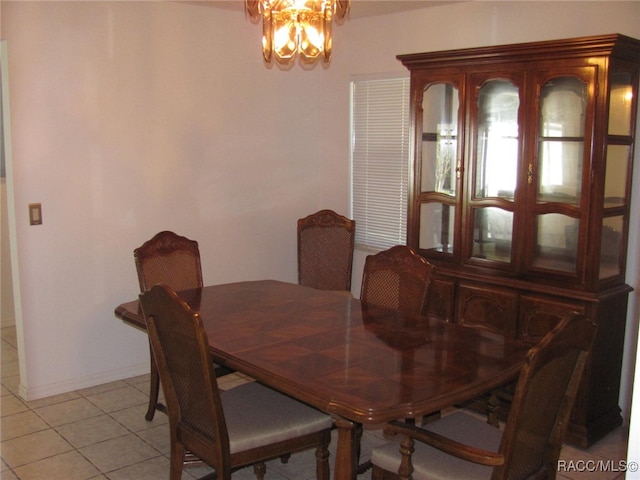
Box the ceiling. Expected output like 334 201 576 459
203 1 450 18
349 1 450 18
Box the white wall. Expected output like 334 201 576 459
627 143 640 474
3 0 352 399
3 0 640 448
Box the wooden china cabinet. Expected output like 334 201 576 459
398 34 640 447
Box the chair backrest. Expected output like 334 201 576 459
495 312 596 480
139 284 230 464
360 245 435 316
134 231 203 292
297 209 355 291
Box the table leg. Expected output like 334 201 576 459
333 417 360 480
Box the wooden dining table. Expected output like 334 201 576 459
114 279 530 480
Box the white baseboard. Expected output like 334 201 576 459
19 362 149 401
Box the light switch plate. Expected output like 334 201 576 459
29 203 42 225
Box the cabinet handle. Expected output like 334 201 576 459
528 164 533 184
456 161 462 179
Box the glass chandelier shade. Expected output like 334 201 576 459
246 0 350 64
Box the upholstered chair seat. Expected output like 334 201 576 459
371 412 500 480
222 382 333 453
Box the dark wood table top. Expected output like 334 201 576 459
115 280 529 479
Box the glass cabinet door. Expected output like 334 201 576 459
469 79 519 264
417 81 460 254
599 71 636 279
532 74 590 274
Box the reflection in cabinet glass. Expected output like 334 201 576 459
533 213 578 272
420 203 455 253
600 216 624 279
472 207 513 262
609 73 634 136
399 34 640 447
538 77 586 205
421 83 459 195
604 145 629 207
475 81 519 200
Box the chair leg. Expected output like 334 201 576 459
371 465 390 480
316 443 330 480
398 436 414 480
145 344 160 421
169 441 185 480
214 363 235 377
253 462 266 480
487 392 500 427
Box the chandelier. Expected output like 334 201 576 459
245 0 350 65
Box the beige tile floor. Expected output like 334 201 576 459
1 325 630 479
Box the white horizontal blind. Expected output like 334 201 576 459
351 75 410 251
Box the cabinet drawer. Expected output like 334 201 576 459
518 294 585 343
456 283 517 336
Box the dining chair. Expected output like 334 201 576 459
134 230 230 421
134 230 203 294
360 245 435 316
369 311 596 480
139 284 333 480
297 209 355 292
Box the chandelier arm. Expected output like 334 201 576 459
245 0 261 21
323 6 333 62
334 0 350 21
262 6 273 63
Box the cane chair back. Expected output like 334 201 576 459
298 209 355 291
360 245 435 316
370 312 596 480
134 230 203 293
140 285 332 480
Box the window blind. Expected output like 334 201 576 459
350 74 410 251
